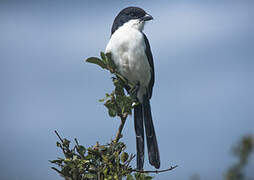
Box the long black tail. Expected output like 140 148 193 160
134 98 160 170
134 104 144 170
143 98 160 169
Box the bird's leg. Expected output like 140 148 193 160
129 82 140 103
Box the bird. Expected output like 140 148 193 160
105 7 160 170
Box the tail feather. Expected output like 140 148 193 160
143 98 160 169
134 104 144 170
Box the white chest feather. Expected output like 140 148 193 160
105 21 151 101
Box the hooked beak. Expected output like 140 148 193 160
141 14 153 21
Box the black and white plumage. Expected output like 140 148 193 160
105 7 160 170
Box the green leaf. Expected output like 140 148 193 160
84 174 97 178
51 167 62 174
121 152 129 163
108 108 117 117
99 98 105 102
126 174 135 180
49 159 64 164
56 141 61 147
106 53 116 71
78 145 86 153
145 176 153 180
100 52 107 63
86 57 107 69
63 139 70 148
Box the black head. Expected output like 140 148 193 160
111 7 153 35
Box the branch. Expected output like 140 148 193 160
132 165 178 174
114 113 128 142
74 138 79 146
54 130 67 156
55 130 64 143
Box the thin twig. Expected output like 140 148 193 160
74 138 79 146
54 130 64 143
114 114 127 142
132 165 178 174
54 130 67 156
126 154 136 168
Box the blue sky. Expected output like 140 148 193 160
0 1 253 179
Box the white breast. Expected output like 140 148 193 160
105 20 151 102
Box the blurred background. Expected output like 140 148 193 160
0 0 253 179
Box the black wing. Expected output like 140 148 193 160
142 33 155 99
